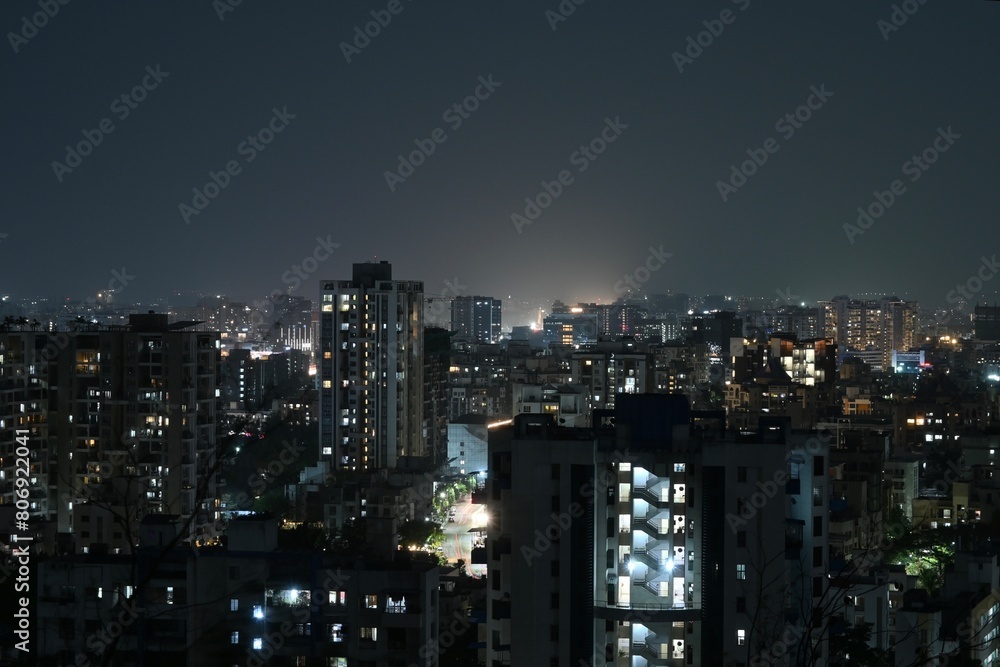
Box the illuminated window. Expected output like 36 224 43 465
737 629 746 646
266 589 310 607
329 623 344 642
737 564 746 580
361 627 377 642
253 638 263 650
365 594 378 609
230 631 239 644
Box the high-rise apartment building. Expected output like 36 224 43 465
61 313 221 543
772 305 819 339
687 311 743 353
0 332 51 520
599 301 648 339
543 303 599 347
267 294 316 356
451 296 502 343
424 327 451 466
571 340 651 413
486 396 830 666
974 305 1000 342
319 262 424 471
817 296 916 368
1 313 221 543
768 334 838 387
881 298 917 359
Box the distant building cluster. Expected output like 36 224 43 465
8 277 1000 665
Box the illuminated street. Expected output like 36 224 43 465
441 494 487 577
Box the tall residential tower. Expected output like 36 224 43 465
319 262 424 471
451 295 502 343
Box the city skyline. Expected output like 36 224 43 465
7 3 1000 665
0 283 975 337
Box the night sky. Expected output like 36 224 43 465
3 1 999 317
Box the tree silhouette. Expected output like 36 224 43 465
48 373 302 665
720 449 993 667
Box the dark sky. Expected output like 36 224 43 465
3 1 999 316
